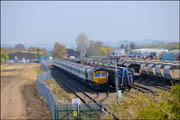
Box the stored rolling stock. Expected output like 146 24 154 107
163 64 180 81
147 63 157 76
54 59 109 90
104 66 134 90
155 64 165 79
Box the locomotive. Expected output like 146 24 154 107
54 59 109 90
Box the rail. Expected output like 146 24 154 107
51 66 120 120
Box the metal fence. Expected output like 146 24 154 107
55 104 102 120
37 62 56 119
37 61 104 120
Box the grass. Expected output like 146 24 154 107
35 66 44 74
36 65 74 103
104 85 180 119
44 78 75 103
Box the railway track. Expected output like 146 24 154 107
50 66 120 119
134 79 171 91
132 84 158 96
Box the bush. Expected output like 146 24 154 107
136 84 180 119
1 52 9 62
108 84 180 119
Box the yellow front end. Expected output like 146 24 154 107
93 71 109 84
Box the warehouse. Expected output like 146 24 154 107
130 48 168 58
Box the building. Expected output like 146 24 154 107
67 49 80 58
112 48 126 56
160 50 180 61
130 48 168 58
8 52 36 63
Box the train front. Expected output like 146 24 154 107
88 67 109 90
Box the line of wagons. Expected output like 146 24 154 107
54 59 134 91
80 58 180 82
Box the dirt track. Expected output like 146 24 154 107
1 64 51 119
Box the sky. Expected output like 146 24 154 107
1 1 179 50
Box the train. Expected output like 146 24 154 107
54 59 109 90
103 66 134 90
54 59 134 91
79 58 180 82
71 58 134 90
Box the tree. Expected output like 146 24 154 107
14 43 26 50
85 40 112 57
28 47 40 52
76 33 89 57
53 42 67 59
86 40 101 57
36 51 41 58
28 47 48 57
41 48 48 57
1 52 9 62
130 42 136 50
100 46 108 56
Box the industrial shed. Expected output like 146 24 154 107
160 50 180 61
130 48 168 57
8 52 36 63
67 49 80 58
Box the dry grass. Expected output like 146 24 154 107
1 64 40 80
44 78 75 104
103 88 175 119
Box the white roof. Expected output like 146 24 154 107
131 48 168 52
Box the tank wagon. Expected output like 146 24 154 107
163 64 180 81
140 63 149 77
54 59 109 90
147 63 157 77
155 64 165 79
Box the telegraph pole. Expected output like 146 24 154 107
115 57 120 105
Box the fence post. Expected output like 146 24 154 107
54 104 56 120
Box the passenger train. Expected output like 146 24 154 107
54 59 109 90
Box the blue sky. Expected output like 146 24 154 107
1 1 179 49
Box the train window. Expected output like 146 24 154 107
95 73 100 77
101 72 107 77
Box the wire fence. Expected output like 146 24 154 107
37 60 104 120
37 61 56 119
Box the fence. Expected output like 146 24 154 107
55 104 102 120
37 61 57 119
37 61 104 120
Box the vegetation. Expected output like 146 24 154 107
28 46 48 57
36 51 41 58
53 42 67 59
76 33 113 57
1 45 49 58
45 78 73 103
1 52 9 62
76 33 89 57
137 42 180 50
108 84 180 119
1 48 9 62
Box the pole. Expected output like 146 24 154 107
115 58 120 105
